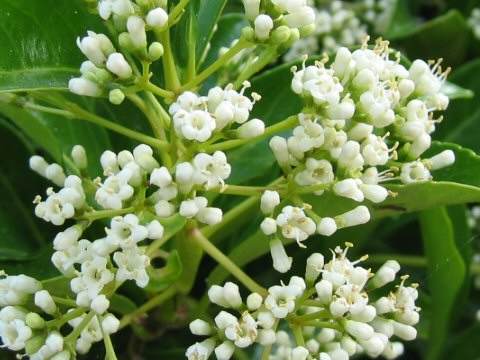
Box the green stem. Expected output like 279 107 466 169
290 323 306 347
168 0 191 24
157 29 181 91
49 307 86 328
119 286 177 329
80 207 135 222
180 38 251 91
203 115 298 153
23 103 74 118
192 228 267 296
51 296 78 308
302 299 327 308
293 309 330 323
203 184 269 197
65 311 95 342
233 48 278 89
100 316 119 360
143 81 175 99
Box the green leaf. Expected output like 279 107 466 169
444 323 480 360
0 102 62 162
419 207 467 360
0 0 104 92
145 250 183 292
396 10 471 67
196 0 228 64
110 293 138 314
383 0 417 39
440 81 474 100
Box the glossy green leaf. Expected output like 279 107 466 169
419 207 466 360
196 0 228 64
383 0 417 39
440 81 474 100
110 293 138 314
0 0 103 92
444 323 480 360
396 10 471 67
145 250 183 292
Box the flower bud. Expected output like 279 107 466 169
372 260 400 288
175 162 194 184
427 149 455 170
222 282 242 308
333 179 364 202
260 217 277 235
338 206 370 228
69 77 102 97
345 320 374 341
146 7 168 28
246 292 263 311
305 253 324 282
45 163 66 187
254 14 274 41
106 53 133 79
147 220 164 239
102 313 120 334
91 294 110 314
215 341 235 360
358 334 386 357
155 200 175 217
29 155 49 177
189 319 212 336
360 184 388 203
208 285 229 307
150 167 172 188
291 346 309 360
46 332 64 353
393 321 417 340
237 119 265 138
315 279 333 304
409 132 431 158
25 335 46 355
51 351 71 360
34 290 57 315
272 25 291 43
269 136 290 167
241 26 256 42
242 0 260 20
100 150 118 172
269 239 292 273
71 145 88 169
260 190 280 214
257 329 276 345
197 207 223 225
127 15 147 48
317 217 337 236
340 336 357 356
348 123 373 142
257 311 276 329
383 342 404 359
109 89 125 105
148 42 164 61
26 312 46 329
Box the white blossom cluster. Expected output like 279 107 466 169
262 39 455 261
186 244 419 360
0 140 234 358
284 0 396 61
69 0 168 100
0 271 120 358
169 82 265 142
241 0 316 44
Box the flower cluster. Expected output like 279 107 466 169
259 39 455 272
187 244 419 360
241 0 316 44
284 0 396 61
69 0 168 100
169 82 265 142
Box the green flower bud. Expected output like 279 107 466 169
118 32 134 50
271 25 291 44
148 42 164 61
299 24 316 38
26 312 46 329
109 89 125 105
25 335 46 355
241 26 255 43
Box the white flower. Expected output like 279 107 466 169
224 312 258 348
295 158 334 195
333 179 364 202
276 206 316 245
0 306 32 351
51 239 94 276
265 278 305 318
150 166 172 188
0 274 41 307
76 31 115 67
95 168 134 209
102 313 120 335
127 15 147 48
174 109 216 142
192 151 231 189
113 247 151 288
400 161 431 184
91 294 110 314
106 214 149 250
288 115 325 159
186 339 215 360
